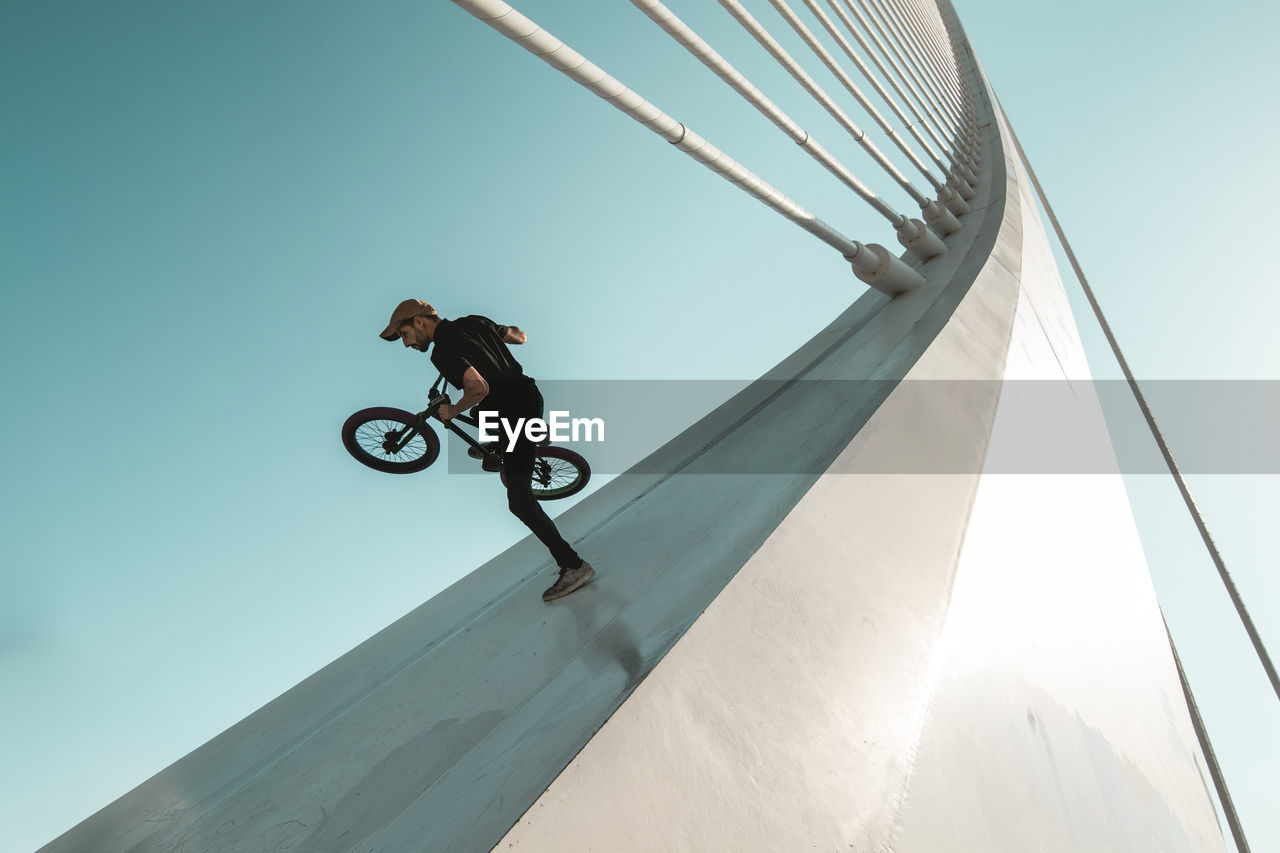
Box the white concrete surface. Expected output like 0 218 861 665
493 60 1019 853
889 104 1225 853
494 39 1224 853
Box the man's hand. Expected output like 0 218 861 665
436 402 462 422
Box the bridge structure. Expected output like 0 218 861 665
42 0 1255 850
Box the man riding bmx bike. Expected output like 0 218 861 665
380 298 596 602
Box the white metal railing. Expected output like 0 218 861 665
630 0 949 260
900 0 969 105
450 0 926 294
871 0 979 196
764 0 943 197
448 0 1001 294
714 0 954 236
892 0 967 121
827 0 967 172
855 0 966 150
889 0 960 104
799 0 966 212
870 0 968 140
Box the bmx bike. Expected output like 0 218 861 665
341 372 591 501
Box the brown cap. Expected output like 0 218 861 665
380 299 438 341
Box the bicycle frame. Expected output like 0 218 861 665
383 372 497 463
344 372 588 497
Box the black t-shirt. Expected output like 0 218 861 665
430 315 532 390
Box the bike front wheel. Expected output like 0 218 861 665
501 445 591 500
342 407 440 474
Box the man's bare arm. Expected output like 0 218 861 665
438 366 488 421
504 326 527 345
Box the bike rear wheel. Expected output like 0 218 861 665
501 445 591 500
342 407 440 474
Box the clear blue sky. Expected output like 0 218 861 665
1 1 1275 850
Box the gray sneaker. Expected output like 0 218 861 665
542 561 596 602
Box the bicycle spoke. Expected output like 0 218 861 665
525 451 584 497
357 419 422 460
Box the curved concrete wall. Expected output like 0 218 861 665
888 102 1225 853
494 48 1225 853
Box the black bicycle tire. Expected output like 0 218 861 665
501 445 591 500
342 407 440 474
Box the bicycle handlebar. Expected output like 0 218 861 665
423 393 451 422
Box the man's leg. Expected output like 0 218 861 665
503 435 583 570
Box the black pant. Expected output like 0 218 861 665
481 383 582 570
